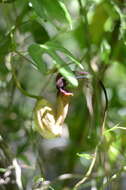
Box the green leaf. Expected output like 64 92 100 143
58 1 72 29
108 142 120 162
0 168 6 173
48 50 78 87
0 62 9 80
49 186 55 190
29 0 72 28
100 39 111 63
113 3 126 38
0 34 12 77
89 2 109 44
34 176 44 183
28 42 81 87
90 1 119 44
77 153 93 160
29 0 46 19
46 41 84 69
0 34 11 55
28 44 47 74
18 155 31 165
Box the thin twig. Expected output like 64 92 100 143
73 146 98 190
34 173 83 190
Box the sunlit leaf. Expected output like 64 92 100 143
29 0 72 28
58 1 72 29
108 142 120 162
28 43 81 87
49 50 78 87
112 2 126 38
77 153 93 160
0 168 6 173
100 39 111 63
46 41 84 69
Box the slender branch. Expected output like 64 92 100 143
50 173 83 187
33 173 83 190
73 146 98 190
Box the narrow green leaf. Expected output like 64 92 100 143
29 0 46 19
58 1 72 29
46 41 84 69
29 0 72 28
28 44 47 74
28 43 79 87
40 44 78 87
49 51 78 87
49 186 55 190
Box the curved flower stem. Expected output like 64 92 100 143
10 52 41 100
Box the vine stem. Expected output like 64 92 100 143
10 52 41 100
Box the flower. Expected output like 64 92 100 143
33 74 73 139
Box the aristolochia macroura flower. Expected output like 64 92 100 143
33 74 73 138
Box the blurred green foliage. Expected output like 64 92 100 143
0 0 126 190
